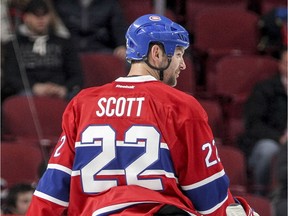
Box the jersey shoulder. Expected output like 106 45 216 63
149 82 207 119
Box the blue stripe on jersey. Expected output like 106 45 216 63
73 145 175 175
36 168 71 202
183 174 229 212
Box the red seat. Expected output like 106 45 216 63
1 140 43 187
198 99 224 140
194 8 259 55
215 54 278 117
215 55 278 107
193 8 260 92
214 54 279 144
2 96 68 142
118 0 177 24
186 0 247 33
241 193 273 216
80 53 127 88
119 0 153 24
261 0 287 14
225 118 245 146
217 145 248 195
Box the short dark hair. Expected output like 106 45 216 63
130 42 165 64
148 42 165 53
5 183 35 208
24 0 49 16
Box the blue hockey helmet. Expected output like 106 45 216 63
126 14 190 62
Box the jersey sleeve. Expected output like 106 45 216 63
166 101 235 215
26 99 78 215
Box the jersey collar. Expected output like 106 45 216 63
115 75 157 83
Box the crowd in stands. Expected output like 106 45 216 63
1 183 34 215
1 0 287 215
2 0 84 102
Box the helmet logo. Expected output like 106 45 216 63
149 15 161 21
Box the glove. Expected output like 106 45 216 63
226 196 259 216
226 203 247 216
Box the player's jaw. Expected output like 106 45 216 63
164 68 180 87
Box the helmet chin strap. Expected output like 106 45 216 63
144 58 172 81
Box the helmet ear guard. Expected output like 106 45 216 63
126 14 189 63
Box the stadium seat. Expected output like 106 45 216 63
194 8 259 56
2 95 67 142
119 0 153 24
217 145 248 195
80 53 127 88
241 193 273 216
224 118 245 146
1 140 43 187
215 54 279 113
192 8 260 92
198 99 224 140
185 0 247 33
119 0 177 24
214 54 279 144
261 0 287 14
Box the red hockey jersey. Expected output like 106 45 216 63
27 75 235 215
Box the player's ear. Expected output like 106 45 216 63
150 44 158 59
150 44 164 62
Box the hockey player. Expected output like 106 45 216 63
27 14 258 215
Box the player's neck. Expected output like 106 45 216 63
127 62 160 80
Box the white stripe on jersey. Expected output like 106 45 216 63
48 164 72 175
198 195 228 215
75 141 102 147
75 141 169 149
70 169 177 182
160 142 169 150
115 75 157 83
141 170 178 182
181 169 226 190
97 169 125 175
34 190 69 207
71 170 80 176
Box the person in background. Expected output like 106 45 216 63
0 178 8 207
1 0 14 44
1 0 32 44
1 183 35 215
272 142 287 216
26 14 258 215
52 0 127 60
1 0 83 102
257 6 287 58
238 48 287 196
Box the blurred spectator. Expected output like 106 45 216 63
165 0 194 45
0 178 8 205
1 0 70 43
1 0 84 102
237 48 287 196
1 183 35 215
271 142 287 216
166 0 187 26
258 7 287 58
1 0 31 39
1 0 14 44
52 0 127 60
